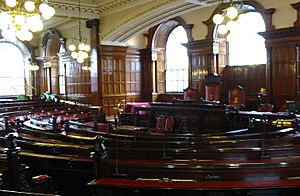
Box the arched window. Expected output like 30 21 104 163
0 41 29 96
215 5 266 66
165 26 189 92
227 11 266 65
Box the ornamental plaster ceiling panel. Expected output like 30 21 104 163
45 0 220 42
100 0 219 42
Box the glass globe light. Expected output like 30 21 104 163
0 12 12 27
227 6 238 20
24 1 35 12
16 29 27 41
69 44 76 51
84 45 91 52
15 15 25 25
71 51 78 59
25 31 33 41
218 24 228 35
39 3 49 13
213 14 224 25
77 57 84 64
48 7 56 18
5 0 17 8
82 51 88 59
78 43 85 51
78 51 85 59
42 12 52 20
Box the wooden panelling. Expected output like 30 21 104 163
260 26 300 110
99 45 142 115
271 45 296 96
184 40 215 98
64 59 92 104
156 50 165 93
140 49 153 101
222 65 266 98
126 48 141 96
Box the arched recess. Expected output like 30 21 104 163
150 17 193 98
203 0 275 104
40 28 67 96
0 39 35 96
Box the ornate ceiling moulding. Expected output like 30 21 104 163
49 1 99 17
102 0 214 42
97 0 152 16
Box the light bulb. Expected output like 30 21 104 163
213 14 224 25
218 24 228 35
5 0 17 8
48 7 56 18
15 15 26 25
25 31 33 41
16 29 27 41
227 6 238 20
0 12 12 27
78 43 85 51
69 44 76 51
2 28 16 40
84 45 91 52
82 51 88 59
24 1 35 12
78 51 85 59
71 51 78 59
39 3 49 13
42 12 52 20
77 57 84 64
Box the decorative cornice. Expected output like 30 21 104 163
97 0 141 15
49 2 98 14
259 27 300 40
183 39 214 50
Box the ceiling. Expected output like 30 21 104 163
45 0 221 42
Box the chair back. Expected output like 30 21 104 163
156 115 165 129
164 116 174 132
228 85 245 109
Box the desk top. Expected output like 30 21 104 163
116 125 148 132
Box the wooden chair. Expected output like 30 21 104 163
149 115 165 133
228 85 245 109
184 87 197 101
164 116 174 133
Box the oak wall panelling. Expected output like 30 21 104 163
184 39 215 98
260 26 300 110
99 45 142 115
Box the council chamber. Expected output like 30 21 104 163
1 0 300 196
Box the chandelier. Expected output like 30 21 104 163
68 0 90 64
0 0 55 41
213 0 243 35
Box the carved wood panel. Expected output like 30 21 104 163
271 45 296 96
99 45 142 115
222 64 266 98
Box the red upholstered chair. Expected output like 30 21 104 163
229 85 245 109
149 115 165 133
184 87 197 101
164 116 174 133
